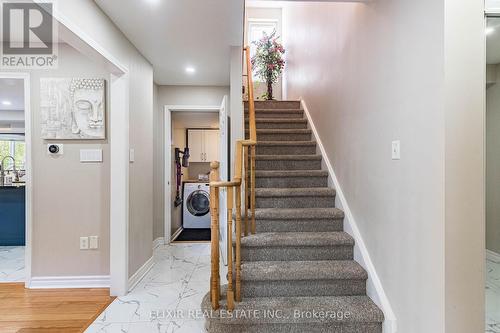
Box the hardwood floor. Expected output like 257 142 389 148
0 283 114 333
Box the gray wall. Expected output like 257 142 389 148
128 58 154 277
19 43 111 276
284 0 484 331
153 86 229 240
48 0 155 280
153 84 164 241
444 0 485 331
487 65 500 254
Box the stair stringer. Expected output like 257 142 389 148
300 99 397 333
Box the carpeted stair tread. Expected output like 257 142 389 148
247 129 312 134
246 118 308 129
255 154 322 161
245 108 304 115
257 140 317 147
202 290 384 324
240 232 354 247
256 187 335 197
233 208 345 233
245 100 302 110
256 170 328 177
241 260 367 281
247 118 308 123
253 207 344 220
256 141 318 155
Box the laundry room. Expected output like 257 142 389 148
170 111 221 242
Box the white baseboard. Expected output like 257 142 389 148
153 237 165 249
170 227 183 242
29 275 110 289
487 249 500 263
301 100 397 333
128 256 154 291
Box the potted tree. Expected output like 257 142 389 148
251 30 285 100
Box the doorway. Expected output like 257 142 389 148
164 98 229 258
0 73 31 285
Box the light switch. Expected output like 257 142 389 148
129 149 135 163
89 236 99 249
392 141 401 160
80 149 103 163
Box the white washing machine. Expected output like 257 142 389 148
183 182 211 228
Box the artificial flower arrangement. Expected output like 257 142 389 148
251 30 285 100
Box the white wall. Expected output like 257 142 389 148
48 0 155 280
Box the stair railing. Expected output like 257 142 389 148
209 46 256 310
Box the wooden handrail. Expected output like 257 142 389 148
244 47 257 235
210 180 241 188
209 46 257 311
244 47 257 141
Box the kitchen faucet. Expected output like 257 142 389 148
0 156 17 186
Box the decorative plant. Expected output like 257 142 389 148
251 30 285 100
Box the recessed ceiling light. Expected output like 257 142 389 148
185 67 196 74
1 100 12 106
486 27 495 35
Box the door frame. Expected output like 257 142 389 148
0 72 31 286
163 104 227 244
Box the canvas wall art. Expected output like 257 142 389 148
40 78 106 139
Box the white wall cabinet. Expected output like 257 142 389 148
187 129 220 162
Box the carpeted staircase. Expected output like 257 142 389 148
202 100 384 333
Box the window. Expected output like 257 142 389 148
248 20 278 81
0 140 26 170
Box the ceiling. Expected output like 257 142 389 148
94 0 245 86
0 79 24 111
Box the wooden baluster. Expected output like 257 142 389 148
234 141 243 302
209 161 220 310
243 146 249 236
250 145 256 234
226 186 235 311
235 184 242 302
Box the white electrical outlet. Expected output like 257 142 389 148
391 140 401 160
80 236 89 250
89 236 99 249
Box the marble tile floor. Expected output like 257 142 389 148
86 244 500 332
0 246 25 283
86 243 227 333
487 255 500 333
